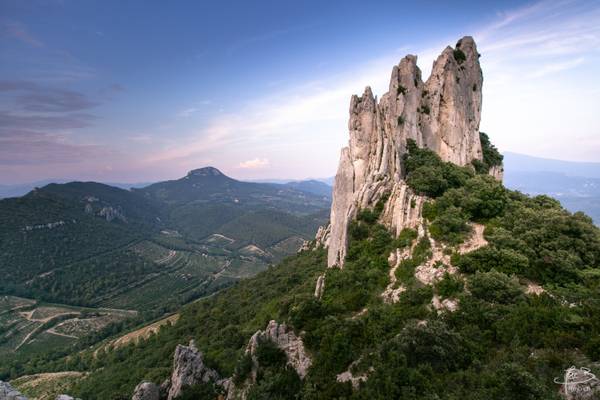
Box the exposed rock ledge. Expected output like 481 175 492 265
166 340 223 400
246 320 312 380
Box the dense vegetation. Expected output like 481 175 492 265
5 145 600 400
0 171 329 307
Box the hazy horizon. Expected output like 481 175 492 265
2 0 600 184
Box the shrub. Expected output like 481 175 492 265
428 205 471 245
468 270 525 304
436 272 464 297
453 246 529 275
453 49 466 64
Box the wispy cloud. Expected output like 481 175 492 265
528 57 585 78
1 20 44 47
238 158 269 169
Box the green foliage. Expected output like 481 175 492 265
393 228 417 249
472 132 503 174
397 85 406 96
480 132 503 167
177 382 220 399
468 270 525 304
454 246 529 275
436 272 464 298
453 48 466 64
403 139 474 197
428 205 471 245
233 353 253 385
7 134 600 400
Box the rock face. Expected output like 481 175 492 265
328 37 486 267
226 320 312 399
131 382 160 400
0 381 28 400
167 340 220 400
246 320 312 379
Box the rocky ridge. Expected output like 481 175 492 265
325 36 495 268
129 321 311 400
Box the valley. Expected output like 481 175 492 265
0 168 330 367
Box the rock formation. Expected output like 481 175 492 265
0 381 79 400
166 340 221 400
227 320 312 399
327 37 489 267
131 382 160 400
0 381 27 400
245 320 311 380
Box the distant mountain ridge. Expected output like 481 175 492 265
0 167 330 315
503 152 600 223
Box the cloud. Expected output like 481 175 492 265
0 79 104 168
2 21 44 47
238 158 269 169
528 57 585 78
0 130 108 165
0 80 99 112
0 111 95 130
178 107 198 117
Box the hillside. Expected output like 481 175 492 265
503 153 600 223
4 36 599 400
0 168 330 367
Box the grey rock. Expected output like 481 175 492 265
314 274 325 299
167 340 220 400
227 320 312 399
246 320 312 379
55 396 81 400
0 381 28 400
131 381 160 400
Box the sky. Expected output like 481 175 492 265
0 0 599 184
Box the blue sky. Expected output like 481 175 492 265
1 0 599 184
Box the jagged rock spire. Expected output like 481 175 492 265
327 36 485 268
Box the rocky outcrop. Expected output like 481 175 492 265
131 382 160 400
98 206 126 222
314 224 331 248
166 340 220 400
314 274 325 298
0 381 27 400
0 382 79 400
328 37 485 267
227 320 312 399
246 320 311 379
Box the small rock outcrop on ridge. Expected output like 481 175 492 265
227 320 312 399
0 381 80 400
166 340 221 400
0 381 27 400
327 36 493 267
131 382 160 400
246 320 312 379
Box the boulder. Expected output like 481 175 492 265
131 382 160 400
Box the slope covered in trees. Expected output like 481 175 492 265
7 140 599 400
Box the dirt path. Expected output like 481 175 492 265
458 223 487 254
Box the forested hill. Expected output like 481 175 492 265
11 139 600 400
0 167 330 309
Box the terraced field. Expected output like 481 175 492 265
12 371 86 400
0 295 135 357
